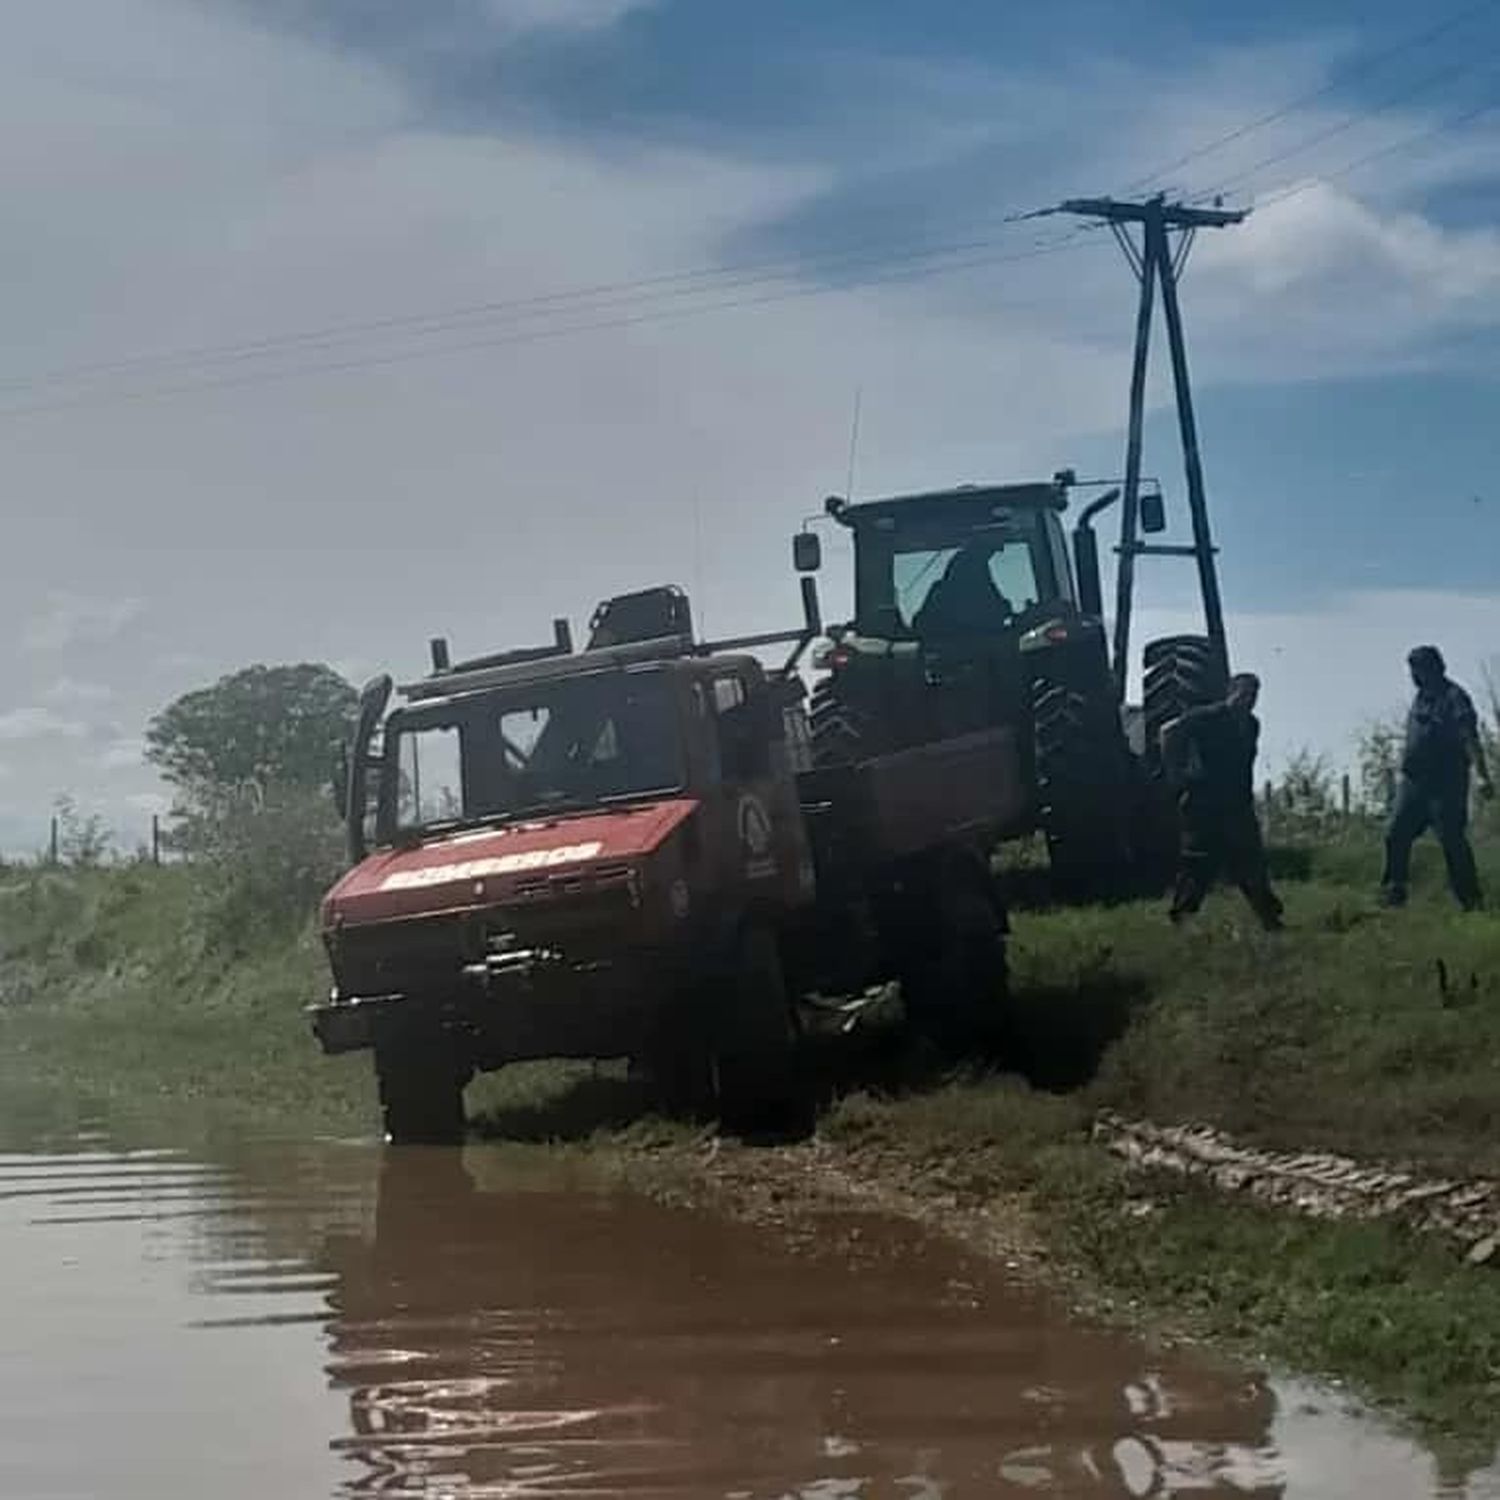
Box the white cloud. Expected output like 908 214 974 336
44 677 115 706
23 593 144 652
1191 183 1500 373
0 707 89 742
96 737 144 771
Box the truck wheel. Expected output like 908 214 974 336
714 927 807 1138
374 1028 470 1145
901 874 1009 1055
1142 635 1226 773
638 1023 715 1121
1032 677 1133 898
809 679 866 768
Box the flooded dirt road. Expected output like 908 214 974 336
2 1115 1498 1498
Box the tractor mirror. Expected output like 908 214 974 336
793 531 822 573
1140 492 1166 534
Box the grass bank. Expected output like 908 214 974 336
3 842 1499 1445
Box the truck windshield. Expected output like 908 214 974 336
857 509 1055 640
385 669 683 837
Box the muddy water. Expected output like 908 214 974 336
1 1122 1497 1499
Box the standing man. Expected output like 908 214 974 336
1162 671 1284 931
1381 645 1493 911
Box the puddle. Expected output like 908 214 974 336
0 1117 1496 1497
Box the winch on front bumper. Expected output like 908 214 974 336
309 935 670 1065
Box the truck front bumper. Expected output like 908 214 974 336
309 948 677 1063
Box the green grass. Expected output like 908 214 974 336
0 865 372 1137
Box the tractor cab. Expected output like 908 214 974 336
794 478 1119 767
832 480 1079 645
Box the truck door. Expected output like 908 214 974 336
707 668 815 915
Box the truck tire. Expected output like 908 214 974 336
1142 635 1226 772
714 926 807 1138
809 678 866 768
1032 677 1133 898
900 871 1009 1055
374 1027 470 1145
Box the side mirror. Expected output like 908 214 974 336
1140 491 1167 535
347 674 394 863
793 531 822 573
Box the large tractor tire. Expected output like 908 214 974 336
713 926 808 1139
898 867 1009 1056
1142 635 1226 772
1031 677 1134 899
1135 635 1228 890
808 678 868 768
373 1025 471 1145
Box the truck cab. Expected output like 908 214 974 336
315 605 820 1142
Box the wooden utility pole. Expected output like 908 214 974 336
1055 195 1247 695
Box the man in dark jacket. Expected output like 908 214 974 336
1380 645 1493 911
1162 671 1284 931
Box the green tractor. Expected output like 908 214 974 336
792 471 1228 895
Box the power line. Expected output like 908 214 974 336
0 206 1059 397
0 232 1103 420
1123 0 1499 196
1255 86 1500 210
1193 50 1495 201
5 2 1497 414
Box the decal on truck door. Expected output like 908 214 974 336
737 795 776 880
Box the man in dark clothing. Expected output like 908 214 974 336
1380 645 1493 911
912 544 1013 639
1162 671 1284 931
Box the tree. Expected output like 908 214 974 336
1356 718 1403 816
145 663 357 813
52 794 112 867
1267 748 1337 838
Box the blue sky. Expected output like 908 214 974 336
0 0 1497 848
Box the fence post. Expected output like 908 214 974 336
1341 773 1351 819
151 814 161 867
49 816 59 866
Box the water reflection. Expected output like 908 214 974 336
2 1115 1496 1498
317 1147 1287 1496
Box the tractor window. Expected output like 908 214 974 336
986 545 1041 614
855 505 1056 640
891 540 1040 635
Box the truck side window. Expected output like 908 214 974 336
713 674 767 780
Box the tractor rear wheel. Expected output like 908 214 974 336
374 1025 471 1145
1032 676 1133 898
1142 635 1226 771
808 678 868 768
1135 635 1228 889
714 926 808 1138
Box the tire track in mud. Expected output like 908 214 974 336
1095 1113 1500 1265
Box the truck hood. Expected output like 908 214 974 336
324 798 699 927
